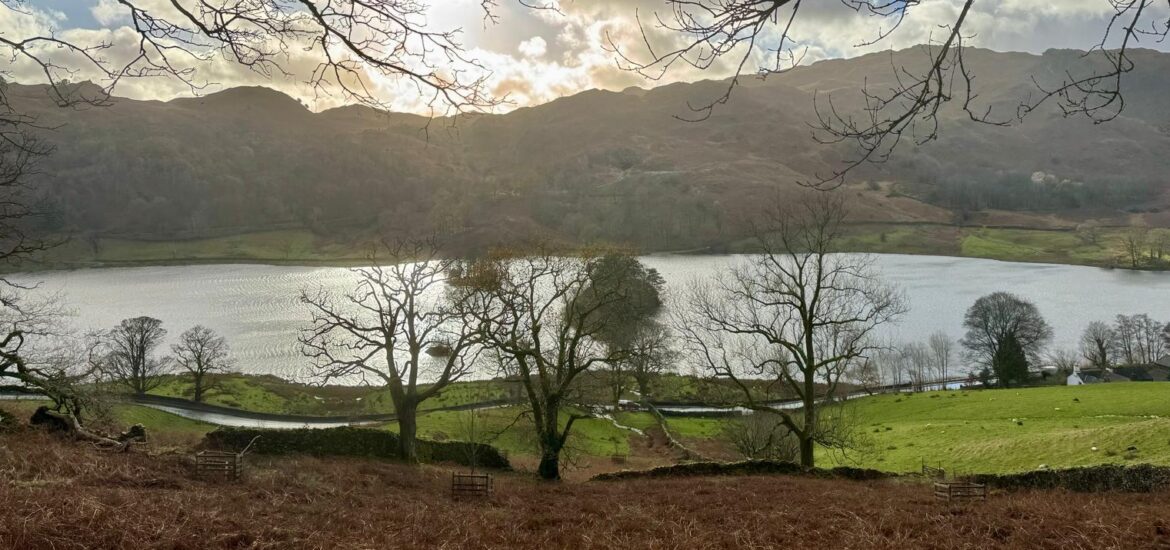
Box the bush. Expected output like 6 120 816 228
0 407 18 433
204 427 510 470
972 464 1170 493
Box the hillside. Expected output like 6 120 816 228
10 47 1170 257
5 432 1167 548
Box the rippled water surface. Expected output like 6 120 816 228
13 255 1170 379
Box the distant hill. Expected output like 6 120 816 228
11 47 1170 253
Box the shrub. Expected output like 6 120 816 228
204 427 510 470
0 407 17 433
972 464 1170 493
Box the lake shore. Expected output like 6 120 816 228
8 223 1159 273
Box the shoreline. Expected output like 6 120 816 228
8 221 1162 273
7 245 1160 274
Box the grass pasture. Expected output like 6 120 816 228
836 383 1170 474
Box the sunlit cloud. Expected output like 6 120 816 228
6 0 1169 114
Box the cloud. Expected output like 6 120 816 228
517 36 547 58
8 0 1170 115
90 0 128 26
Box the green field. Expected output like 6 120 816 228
830 383 1170 474
28 230 378 270
150 374 514 416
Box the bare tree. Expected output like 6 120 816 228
902 341 932 392
1047 348 1081 375
1075 221 1102 246
614 1 1163 186
96 316 171 396
1111 313 1165 366
849 357 883 395
300 240 482 463
0 294 92 416
872 345 904 388
674 194 904 467
723 411 799 461
453 247 637 480
627 321 677 401
172 325 233 403
1120 225 1150 269
1080 320 1115 369
928 331 955 382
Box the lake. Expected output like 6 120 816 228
12 254 1169 381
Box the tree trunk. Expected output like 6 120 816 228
397 404 419 464
537 447 561 481
635 375 650 401
800 386 816 468
799 434 815 468
192 373 204 403
537 407 562 481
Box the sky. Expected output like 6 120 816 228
5 0 1169 114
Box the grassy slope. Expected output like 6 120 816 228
840 225 1129 267
20 224 1141 271
830 383 1170 474
31 230 376 269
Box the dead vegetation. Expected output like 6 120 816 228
2 431 1169 549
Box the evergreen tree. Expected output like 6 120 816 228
992 333 1030 388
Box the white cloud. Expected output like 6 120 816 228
90 0 128 26
7 0 1170 115
517 36 547 58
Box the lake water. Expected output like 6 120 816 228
12 254 1169 381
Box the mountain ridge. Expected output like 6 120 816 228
8 46 1170 255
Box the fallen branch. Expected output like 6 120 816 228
32 406 146 453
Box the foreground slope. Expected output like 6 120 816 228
2 432 1168 549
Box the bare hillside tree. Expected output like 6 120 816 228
0 295 90 414
1047 348 1081 375
300 240 482 463
723 411 799 461
674 194 904 467
1112 313 1165 365
172 325 233 403
97 316 172 396
1120 225 1150 269
627 321 676 401
452 247 637 480
928 331 955 382
615 0 1166 185
902 341 932 392
848 357 882 395
1080 320 1116 369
